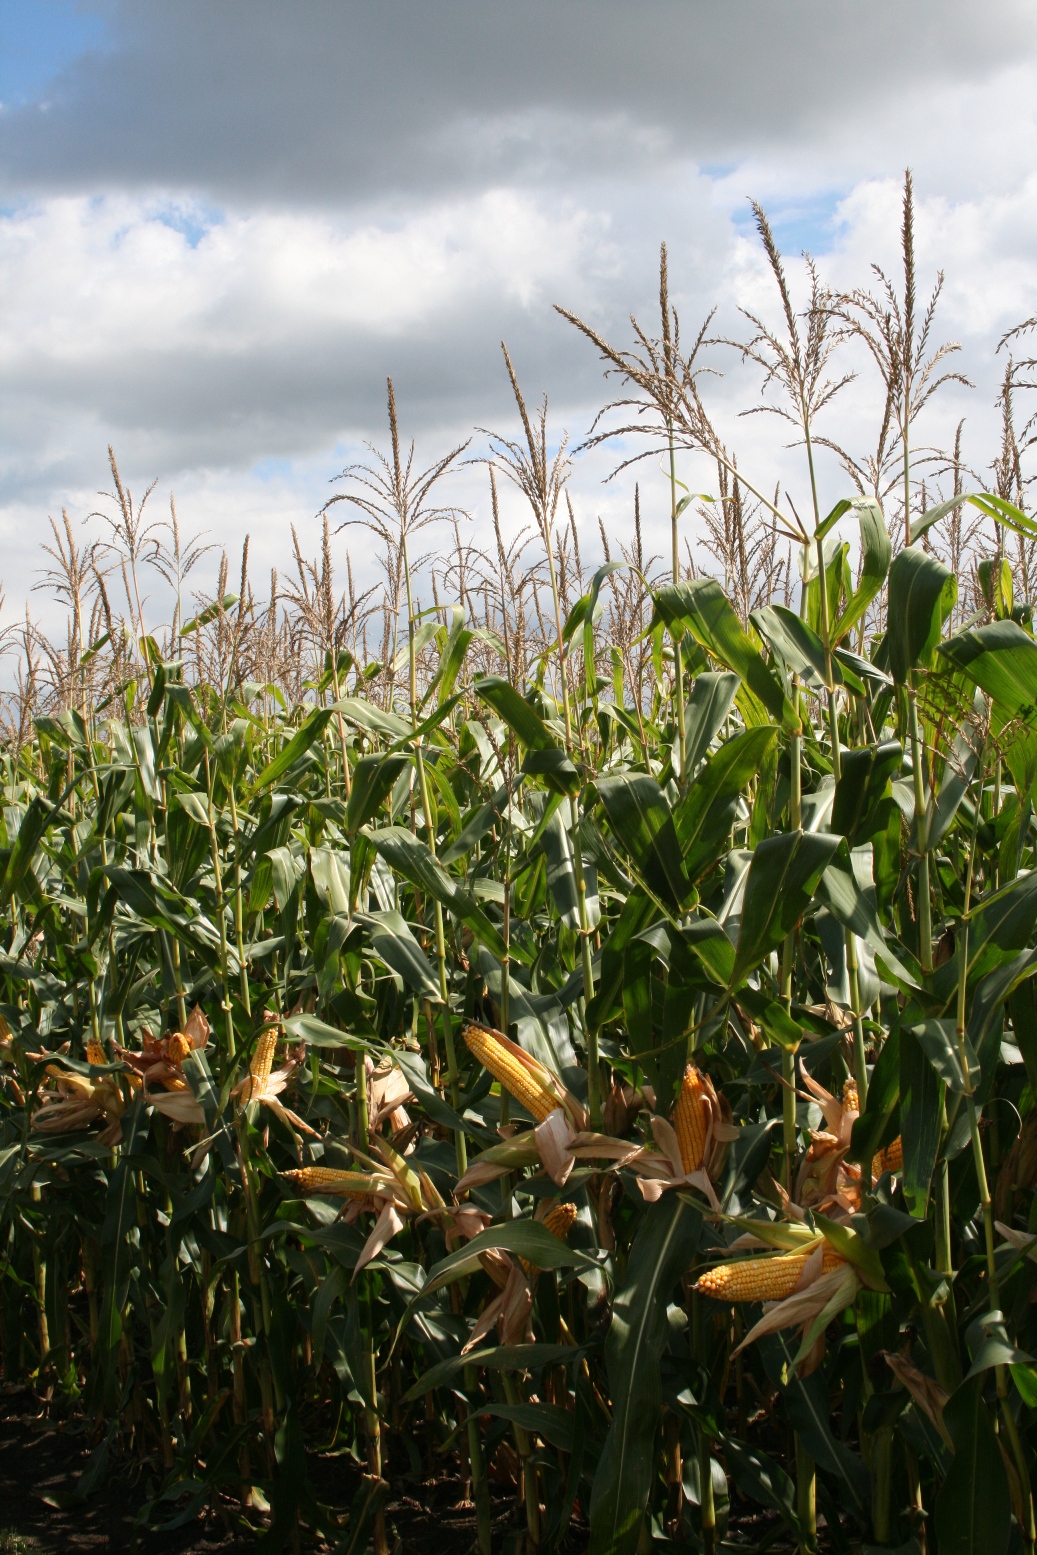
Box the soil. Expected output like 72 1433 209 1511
0 1387 594 1553
0 1387 806 1552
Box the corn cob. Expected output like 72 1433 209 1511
873 1136 903 1178
244 1027 278 1098
283 1167 380 1197
521 1201 578 1276
674 1065 710 1172
694 1243 842 1302
463 1023 558 1121
85 1039 107 1067
842 1078 859 1112
542 1201 578 1240
166 1032 192 1065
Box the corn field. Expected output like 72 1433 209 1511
3 174 1037 1554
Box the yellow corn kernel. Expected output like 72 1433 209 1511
873 1137 903 1178
542 1201 578 1241
842 1077 859 1113
283 1167 379 1197
463 1023 557 1122
249 1028 278 1089
166 1032 192 1065
694 1244 842 1303
85 1039 107 1067
521 1200 579 1276
674 1065 710 1173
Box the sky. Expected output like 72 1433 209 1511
2 0 1037 641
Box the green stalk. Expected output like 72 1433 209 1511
668 425 687 785
692 1294 715 1555
781 724 802 1192
796 1433 818 1555
503 1370 540 1549
907 683 933 973
954 732 1036 1542
203 749 235 1057
464 1365 494 1555
543 520 599 1126
402 524 468 1178
354 1055 390 1555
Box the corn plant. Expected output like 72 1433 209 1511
0 174 1037 1555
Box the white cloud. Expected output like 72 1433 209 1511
3 3 1037 656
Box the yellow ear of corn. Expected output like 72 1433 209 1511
674 1065 710 1172
283 1167 379 1197
842 1077 859 1113
521 1200 578 1276
873 1136 903 1178
463 1023 558 1122
166 1033 192 1065
85 1039 107 1067
249 1028 278 1089
694 1243 842 1303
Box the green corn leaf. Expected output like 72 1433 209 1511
831 741 902 847
346 752 410 836
674 726 780 884
652 579 799 731
588 1195 702 1555
885 547 957 684
365 824 523 964
934 1374 1011 1555
248 706 334 796
682 670 739 773
832 497 891 644
595 772 694 915
730 830 840 986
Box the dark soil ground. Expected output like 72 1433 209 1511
0 1386 812 1553
0 1387 595 1553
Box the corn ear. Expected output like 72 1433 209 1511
463 1022 560 1122
248 1027 278 1092
521 1200 578 1276
873 1136 903 1177
674 1065 710 1172
283 1167 380 1197
694 1243 841 1302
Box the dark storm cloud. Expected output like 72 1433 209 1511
1 0 1033 201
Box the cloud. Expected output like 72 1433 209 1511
2 1 1034 204
1 1 1036 645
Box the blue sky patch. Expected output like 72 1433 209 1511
0 0 108 108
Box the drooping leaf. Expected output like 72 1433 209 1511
731 830 840 986
674 726 779 884
832 497 891 644
346 753 411 836
934 1374 1010 1555
653 579 799 731
900 1024 943 1213
831 741 902 848
682 670 740 774
596 773 694 915
885 547 957 684
248 706 334 796
588 1195 702 1555
365 826 523 964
